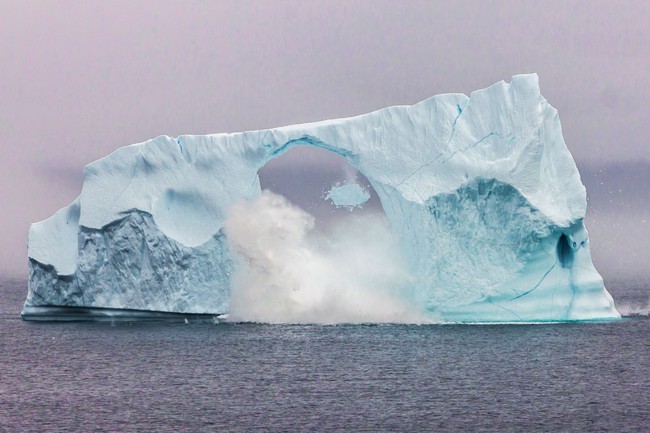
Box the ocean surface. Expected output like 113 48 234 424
1 278 648 433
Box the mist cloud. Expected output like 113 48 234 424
223 190 425 324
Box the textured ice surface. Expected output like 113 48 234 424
25 74 620 321
28 210 230 314
325 183 370 209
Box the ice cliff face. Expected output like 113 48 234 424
25 74 620 322
29 210 230 313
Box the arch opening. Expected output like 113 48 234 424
257 145 387 231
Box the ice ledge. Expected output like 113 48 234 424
28 198 80 276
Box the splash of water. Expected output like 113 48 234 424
617 302 650 317
223 190 428 324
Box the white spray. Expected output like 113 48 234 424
616 298 650 316
223 190 427 324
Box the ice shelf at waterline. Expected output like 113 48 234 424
24 74 619 322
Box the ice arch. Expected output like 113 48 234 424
24 74 620 322
258 145 383 223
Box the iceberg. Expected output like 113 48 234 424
24 74 620 322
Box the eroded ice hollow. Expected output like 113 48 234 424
24 74 620 322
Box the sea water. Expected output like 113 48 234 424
1 279 648 432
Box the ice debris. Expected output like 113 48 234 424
325 183 371 209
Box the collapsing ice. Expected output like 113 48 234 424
24 74 620 322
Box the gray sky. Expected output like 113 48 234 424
1 0 648 280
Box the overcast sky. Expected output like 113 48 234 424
1 0 648 280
